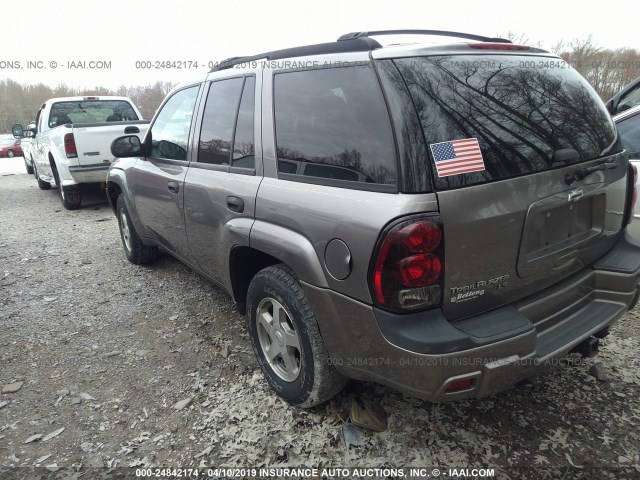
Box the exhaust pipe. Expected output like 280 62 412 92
570 336 600 358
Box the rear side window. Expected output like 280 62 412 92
617 112 640 159
198 76 256 168
233 77 256 168
198 78 244 165
274 66 397 190
618 86 640 114
392 56 618 190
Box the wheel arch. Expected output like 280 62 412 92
231 221 329 314
229 246 281 315
105 180 122 215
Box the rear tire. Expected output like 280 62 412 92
7 150 14 158
33 163 51 190
52 165 81 210
60 184 82 210
24 157 34 175
246 264 347 408
116 194 158 265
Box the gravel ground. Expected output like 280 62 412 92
1 164 640 480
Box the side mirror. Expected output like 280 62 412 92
12 124 24 139
111 135 143 158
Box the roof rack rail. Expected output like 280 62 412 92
337 30 512 44
210 37 382 72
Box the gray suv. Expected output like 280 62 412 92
106 30 640 407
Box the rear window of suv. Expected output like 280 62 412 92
386 56 618 191
274 66 398 191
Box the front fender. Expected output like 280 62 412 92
106 160 149 241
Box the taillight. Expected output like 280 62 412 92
64 133 77 158
370 216 444 312
467 42 530 50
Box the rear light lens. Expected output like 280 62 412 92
370 215 444 312
64 133 77 158
399 254 442 286
467 42 530 50
446 379 474 393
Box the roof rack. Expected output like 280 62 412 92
210 37 382 72
210 30 512 73
337 30 512 44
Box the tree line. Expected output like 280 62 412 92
1 36 638 134
0 80 174 133
553 36 640 101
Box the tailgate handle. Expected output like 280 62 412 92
124 126 140 134
568 189 584 202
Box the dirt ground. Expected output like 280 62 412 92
1 165 639 480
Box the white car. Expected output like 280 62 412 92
614 104 640 241
13 96 149 210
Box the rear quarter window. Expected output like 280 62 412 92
273 65 398 191
391 56 618 190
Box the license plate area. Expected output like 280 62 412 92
517 188 605 277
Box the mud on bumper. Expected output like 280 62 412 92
303 236 640 402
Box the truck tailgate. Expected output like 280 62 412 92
72 121 149 166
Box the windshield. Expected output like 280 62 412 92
48 100 139 128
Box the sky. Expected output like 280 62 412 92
1 0 637 90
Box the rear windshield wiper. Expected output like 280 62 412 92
565 158 619 185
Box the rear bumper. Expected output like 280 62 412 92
303 236 640 402
67 164 110 184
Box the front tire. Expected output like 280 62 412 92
246 265 346 408
24 157 34 175
7 150 15 158
116 194 157 265
33 163 51 190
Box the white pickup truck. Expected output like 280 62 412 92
12 96 149 209
20 121 36 174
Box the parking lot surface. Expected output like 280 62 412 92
1 167 639 479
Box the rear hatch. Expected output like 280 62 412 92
384 52 628 321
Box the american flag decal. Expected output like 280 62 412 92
430 138 485 177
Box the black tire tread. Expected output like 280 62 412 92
116 194 158 265
60 185 82 210
248 264 347 408
24 158 34 175
34 164 51 190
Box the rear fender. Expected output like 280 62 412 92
249 220 328 287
